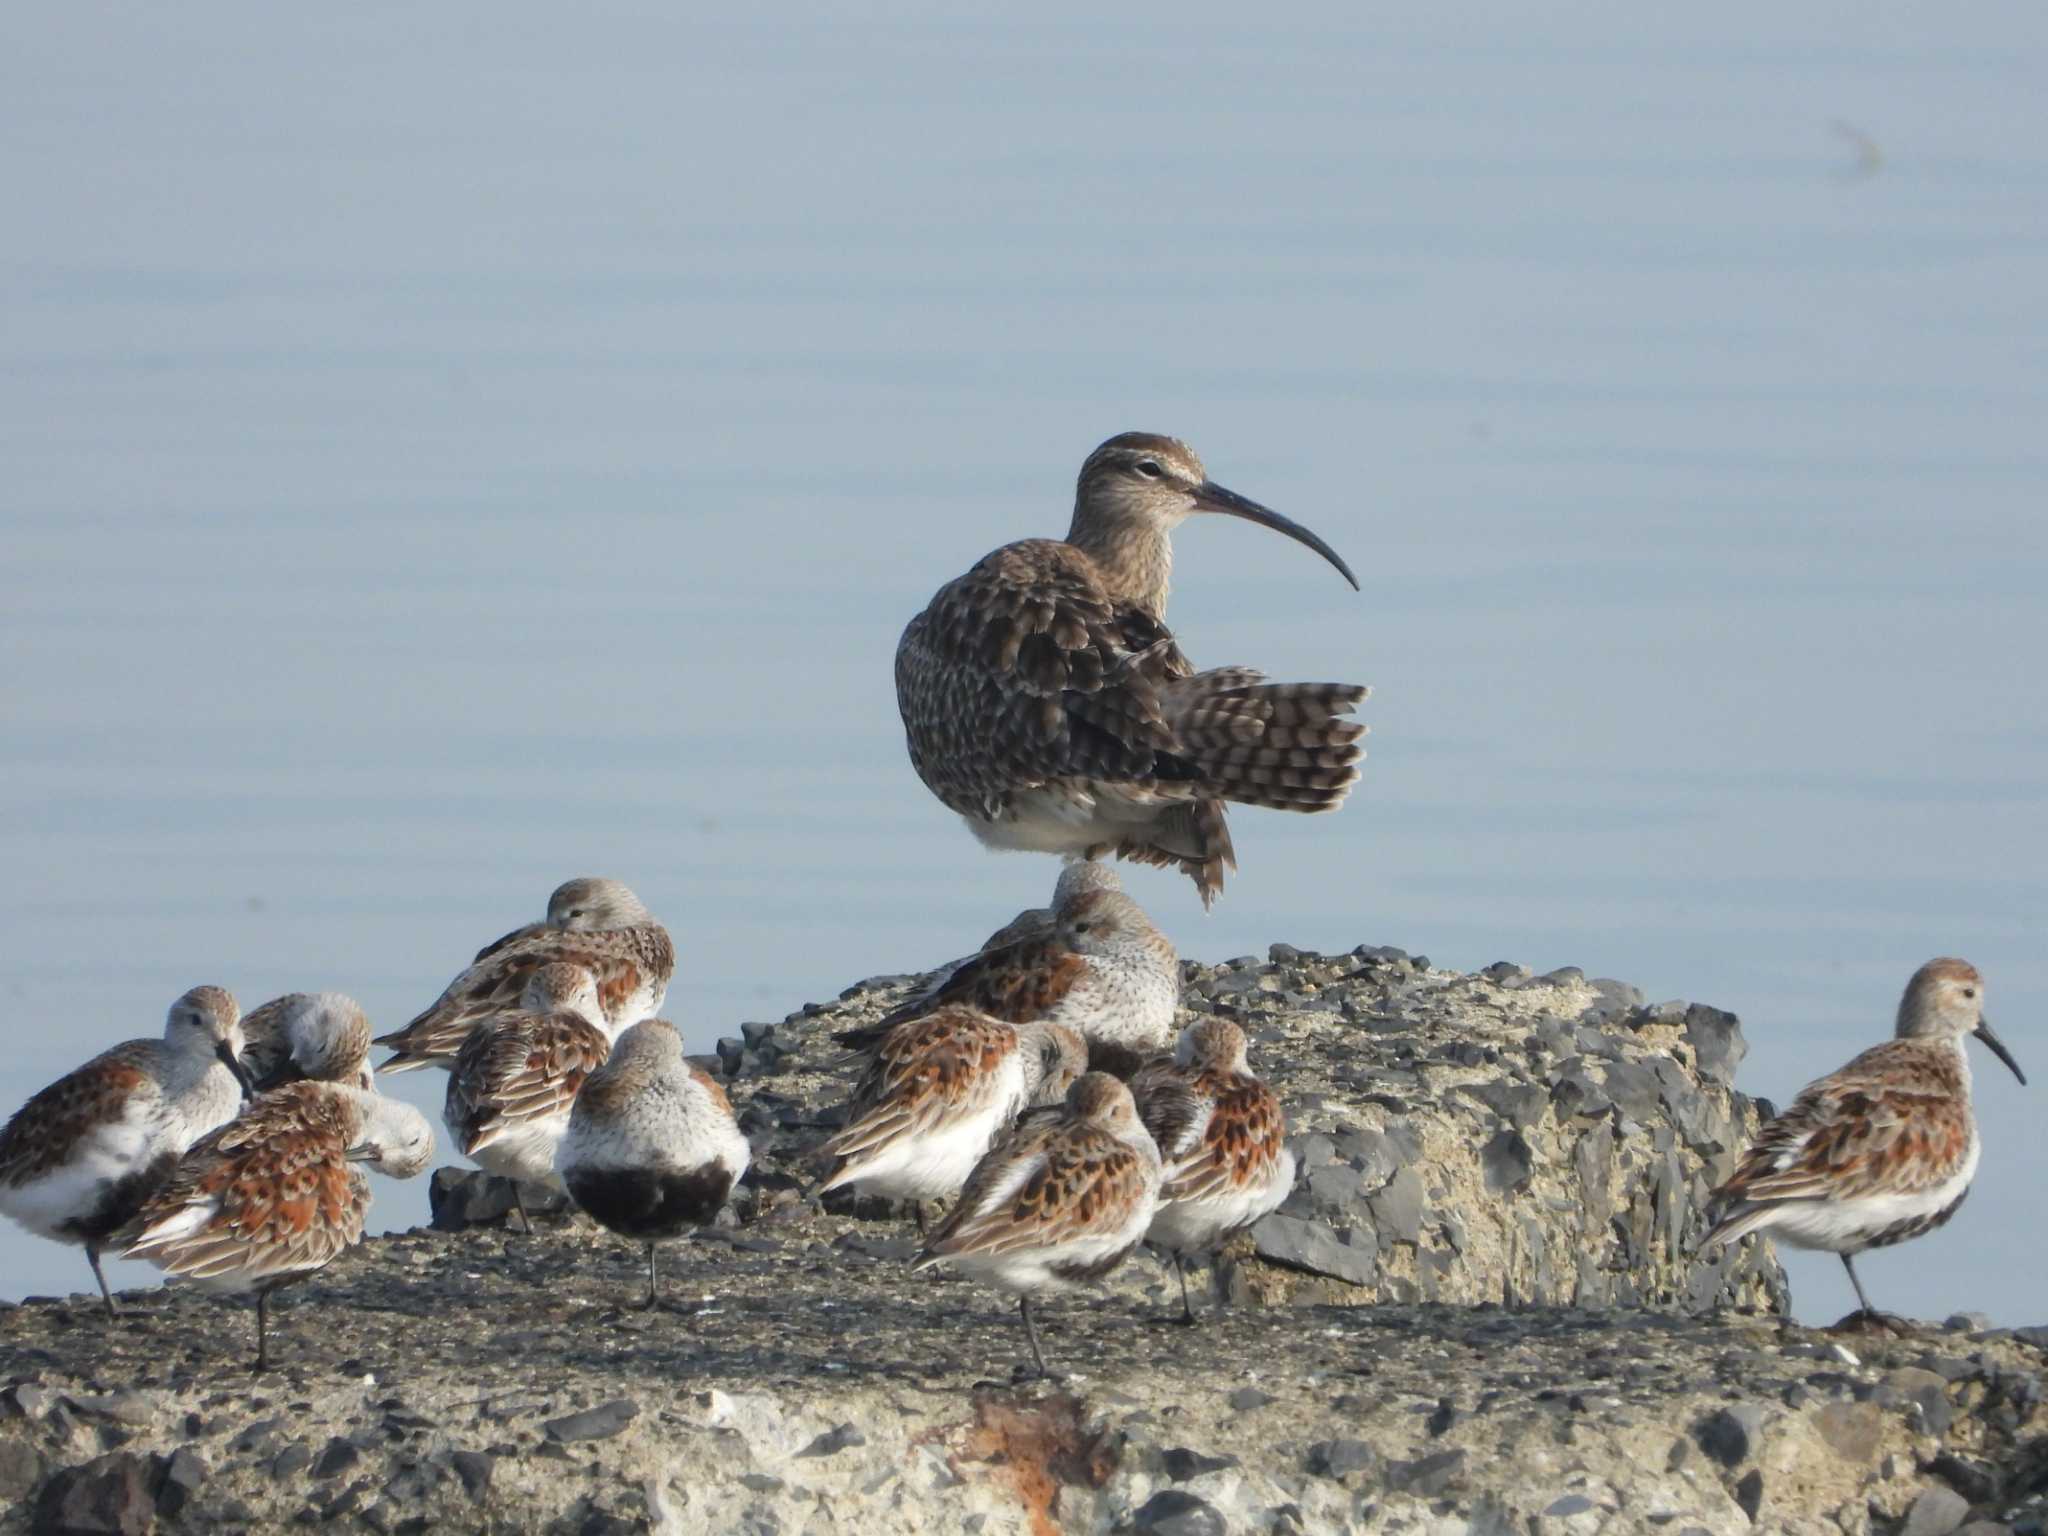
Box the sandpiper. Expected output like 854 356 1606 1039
239 992 376 1093
443 962 612 1230
817 1005 1087 1230
375 877 673 1073
556 1019 750 1307
1132 1018 1296 1323
1702 957 2026 1328
0 987 252 1317
840 880 1179 1079
123 1081 434 1371
976 861 1127 954
913 1072 1161 1379
895 433 1369 906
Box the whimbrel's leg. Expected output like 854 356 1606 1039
84 1243 116 1320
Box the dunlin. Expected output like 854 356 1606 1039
1702 958 2026 1327
239 992 375 1093
123 1081 433 1370
443 962 611 1230
912 1072 1161 1379
818 1004 1087 1230
843 880 1179 1079
375 877 673 1073
1132 1018 1296 1323
556 1019 750 1307
0 987 252 1317
895 433 1369 905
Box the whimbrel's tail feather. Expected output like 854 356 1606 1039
1105 798 1237 910
1163 674 1370 814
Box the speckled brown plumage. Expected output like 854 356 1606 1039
446 1013 612 1157
895 433 1368 904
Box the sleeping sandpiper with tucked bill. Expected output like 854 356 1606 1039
1701 957 2025 1329
375 877 673 1073
894 433 1370 906
0 986 252 1317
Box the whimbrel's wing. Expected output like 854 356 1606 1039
896 539 1197 818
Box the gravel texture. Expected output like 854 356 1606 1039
4 945 2044 1534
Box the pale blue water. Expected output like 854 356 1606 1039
3 5 2044 1324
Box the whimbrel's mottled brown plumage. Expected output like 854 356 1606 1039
895 433 1369 905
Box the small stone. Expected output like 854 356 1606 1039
1901 1486 1971 1536
1161 1448 1239 1481
1385 1448 1465 1497
313 1439 361 1480
1251 1214 1378 1287
1480 1130 1533 1195
1307 1439 1375 1478
33 1451 161 1536
1544 1495 1595 1517
0 1439 48 1503
543 1400 639 1443
270 1444 312 1481
1943 1312 1993 1335
1131 1489 1227 1536
1734 1470 1764 1523
157 1449 207 1516
64 1393 157 1427
1683 1004 1746 1083
1226 1388 1274 1412
448 1451 493 1500
797 1424 867 1458
1694 1405 1761 1468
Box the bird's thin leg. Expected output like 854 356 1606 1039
84 1243 115 1321
512 1186 536 1236
1841 1254 1877 1318
644 1244 658 1310
913 1202 927 1239
1019 1296 1054 1380
1174 1253 1197 1327
253 1292 271 1375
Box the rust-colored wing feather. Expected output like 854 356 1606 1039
823 1010 1021 1167
0 1047 159 1187
920 1119 1146 1260
124 1084 368 1282
1161 1075 1289 1205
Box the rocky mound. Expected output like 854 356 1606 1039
3 945 2042 1535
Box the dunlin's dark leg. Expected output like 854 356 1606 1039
1018 1296 1054 1380
84 1243 115 1321
913 1202 927 1239
512 1186 536 1236
253 1292 271 1374
1173 1254 1197 1327
643 1244 658 1310
1841 1254 1876 1318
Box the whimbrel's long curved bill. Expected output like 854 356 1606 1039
1974 1019 2028 1084
1192 481 1360 590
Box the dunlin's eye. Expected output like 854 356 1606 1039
1963 987 1977 998
1136 460 1163 479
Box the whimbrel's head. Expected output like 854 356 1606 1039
167 985 255 1096
1896 957 2024 1082
1069 433 1359 605
546 877 653 931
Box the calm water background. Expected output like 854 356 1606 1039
4 5 2044 1322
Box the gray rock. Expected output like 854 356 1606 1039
1161 1448 1239 1481
1481 1130 1533 1195
0 1439 47 1504
1132 1490 1227 1536
448 1450 493 1501
1385 1448 1466 1497
1252 1215 1378 1287
544 1401 639 1443
1734 1469 1764 1523
1544 1494 1596 1517
1366 1167 1425 1245
1683 1004 1747 1084
1902 1485 1972 1536
1694 1405 1762 1468
33 1451 160 1536
312 1438 361 1480
1307 1439 1376 1478
797 1423 867 1458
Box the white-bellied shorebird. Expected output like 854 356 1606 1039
839 879 1179 1079
123 1081 433 1371
239 992 376 1093
375 877 673 1073
443 962 612 1230
817 1004 1086 1230
1132 1018 1296 1324
1702 957 2025 1328
912 1072 1161 1380
0 986 252 1317
896 433 1369 905
556 1019 749 1308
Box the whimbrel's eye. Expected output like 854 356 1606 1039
1135 460 1163 479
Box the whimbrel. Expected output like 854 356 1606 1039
895 432 1369 905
